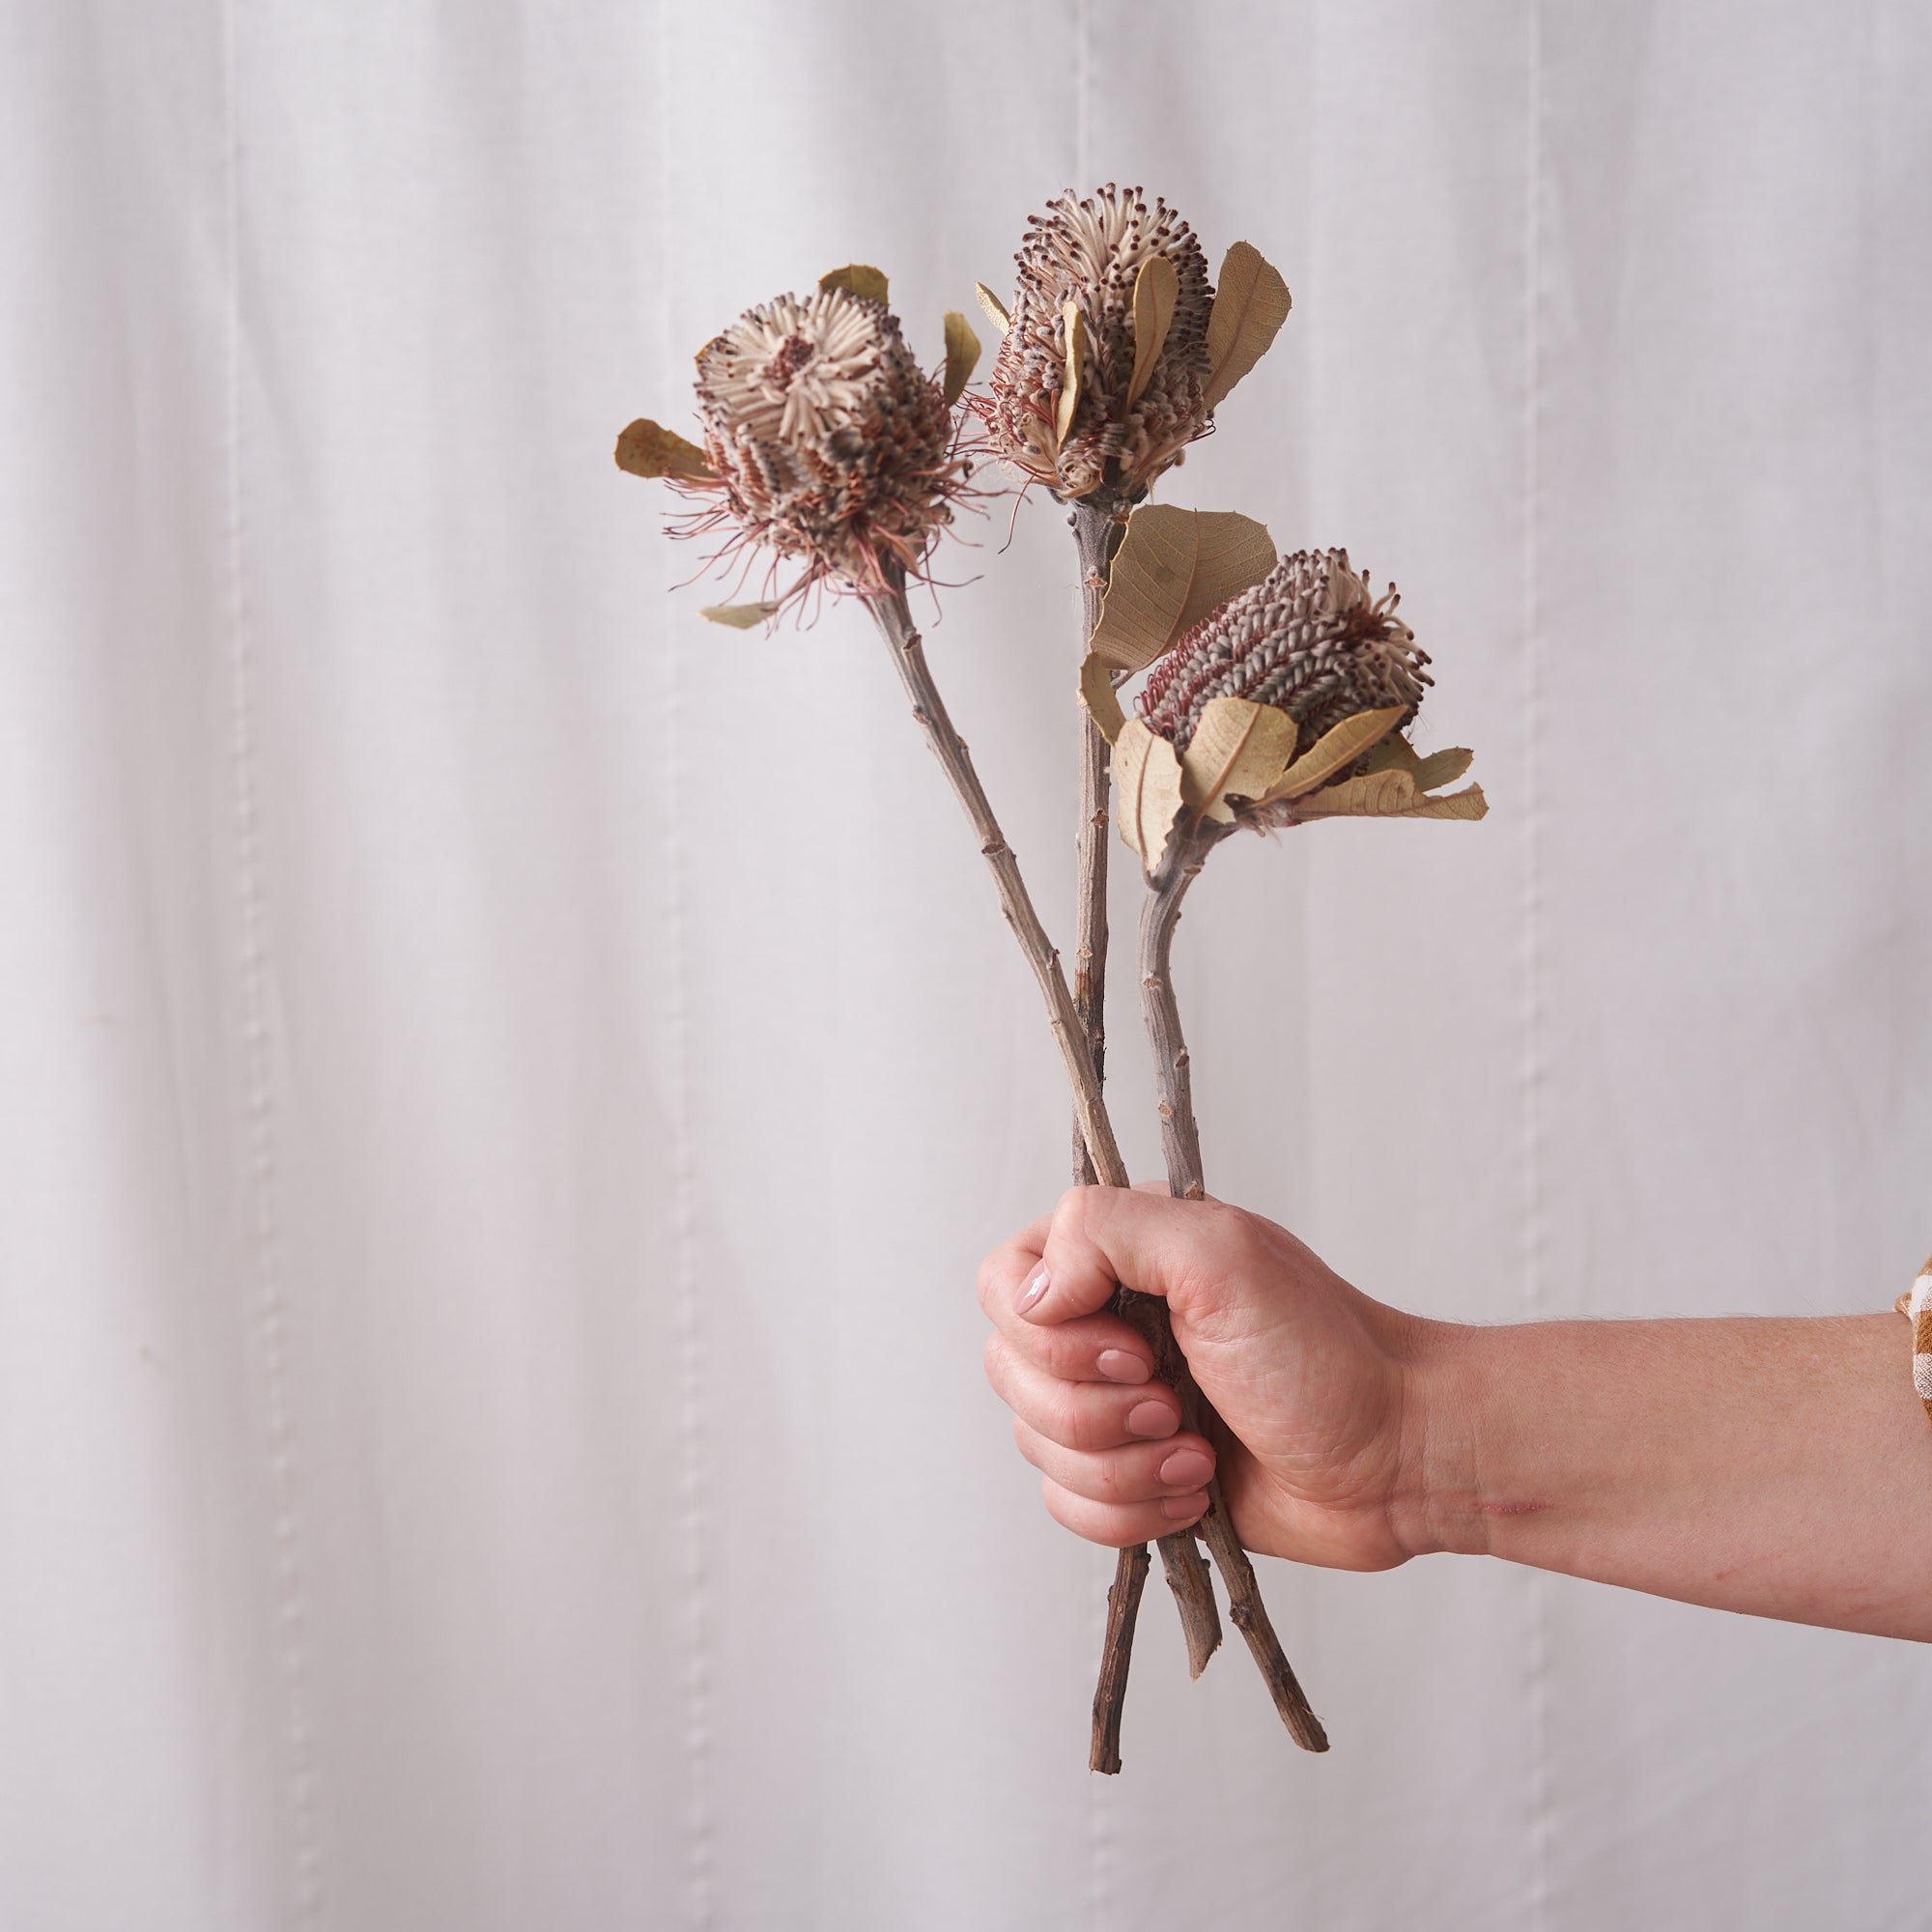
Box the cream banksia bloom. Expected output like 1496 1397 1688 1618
615 270 981 615
973 185 1292 501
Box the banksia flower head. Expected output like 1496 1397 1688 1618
974 186 1292 502
978 186 1210 500
1081 515 1482 866
1140 548 1431 755
615 270 982 616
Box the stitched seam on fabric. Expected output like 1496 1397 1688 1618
224 3 323 1921
1521 5 1551 1928
658 5 713 1922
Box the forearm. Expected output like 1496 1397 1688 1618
1396 1312 1932 1638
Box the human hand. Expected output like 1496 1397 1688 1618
978 1185 1429 1570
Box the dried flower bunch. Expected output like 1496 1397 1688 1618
613 196 1485 1777
616 267 980 615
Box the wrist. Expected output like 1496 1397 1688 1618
1382 1313 1496 1561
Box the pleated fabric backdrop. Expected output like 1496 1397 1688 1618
4 2 1930 1926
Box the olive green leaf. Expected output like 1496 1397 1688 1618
942 311 981 405
614 418 714 480
819 264 890 306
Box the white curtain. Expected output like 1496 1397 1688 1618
5 3 1929 1926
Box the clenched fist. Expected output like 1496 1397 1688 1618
977 1185 1428 1571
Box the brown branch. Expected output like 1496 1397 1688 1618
864 571 1129 1192
1069 496 1222 1775
1088 1539 1149 1776
1068 494 1125 1184
867 566 1222 1760
1139 820 1331 1754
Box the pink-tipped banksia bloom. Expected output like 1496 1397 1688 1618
980 186 1209 499
974 185 1291 502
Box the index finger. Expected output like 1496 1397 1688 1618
976 1208 1159 1385
975 1213 1051 1322
1026 1184 1245 1328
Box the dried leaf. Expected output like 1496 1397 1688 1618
1055 300 1087 448
1408 783 1488 820
819 264 890 306
942 311 981 405
974 281 1011 336
1203 242 1293 412
1411 746 1476 792
1113 720 1186 870
697 602 781 629
1079 650 1126 744
1086 505 1277 672
614 417 714 480
1260 707 1406 803
1179 696 1299 823
1126 255 1179 409
1362 733 1476 794
1362 733 1420 776
1292 768 1489 821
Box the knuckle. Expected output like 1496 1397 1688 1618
976 1248 1012 1317
1053 1183 1095 1244
1048 1384 1092 1450
981 1329 1008 1390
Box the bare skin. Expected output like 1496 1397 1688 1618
979 1186 1932 1640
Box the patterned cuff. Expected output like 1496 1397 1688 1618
1895 1257 1932 1422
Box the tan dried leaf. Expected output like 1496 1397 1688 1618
1203 242 1293 412
1409 784 1488 820
1260 707 1406 803
1292 768 1489 821
1113 720 1186 870
614 417 714 480
1362 734 1476 794
1055 300 1087 449
974 281 1011 336
1362 733 1420 776
1087 505 1277 672
818 264 890 305
1179 696 1298 823
1079 650 1126 745
942 310 982 405
697 602 781 629
1411 746 1476 792
1125 255 1179 409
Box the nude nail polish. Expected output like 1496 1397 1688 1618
1158 1448 1213 1490
1096 1350 1150 1384
1014 1264 1049 1316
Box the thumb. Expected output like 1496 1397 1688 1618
1017 1184 1234 1326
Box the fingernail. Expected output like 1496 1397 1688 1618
1125 1401 1178 1439
1162 1493 1208 1521
1158 1448 1213 1490
1096 1350 1150 1385
1015 1264 1050 1317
